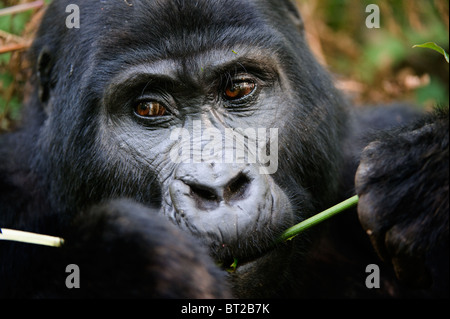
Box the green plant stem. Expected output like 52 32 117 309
1 196 359 252
277 195 359 243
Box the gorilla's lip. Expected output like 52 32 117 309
228 240 293 275
230 253 266 271
216 239 287 272
232 253 267 273
215 248 265 272
221 253 263 272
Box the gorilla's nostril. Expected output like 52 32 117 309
189 184 220 210
224 173 251 203
190 185 218 201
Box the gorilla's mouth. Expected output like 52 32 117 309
209 223 292 274
162 163 294 281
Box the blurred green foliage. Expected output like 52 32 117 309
297 0 449 108
1 1 33 128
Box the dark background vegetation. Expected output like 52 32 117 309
1 0 449 131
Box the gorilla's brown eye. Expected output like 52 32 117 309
135 101 166 117
224 81 255 100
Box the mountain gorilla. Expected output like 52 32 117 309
0 0 448 298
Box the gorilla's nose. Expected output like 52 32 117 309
168 162 272 239
184 170 251 211
171 163 253 211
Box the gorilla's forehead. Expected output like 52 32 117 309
89 0 286 62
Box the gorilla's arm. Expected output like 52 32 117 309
1 199 230 298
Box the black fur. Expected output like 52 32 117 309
0 0 448 298
355 108 449 295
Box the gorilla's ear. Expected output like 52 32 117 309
37 46 54 105
280 0 304 33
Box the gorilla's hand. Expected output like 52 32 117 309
355 110 449 290
62 199 229 298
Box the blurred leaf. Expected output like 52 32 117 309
413 42 449 63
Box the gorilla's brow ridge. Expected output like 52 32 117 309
105 49 280 95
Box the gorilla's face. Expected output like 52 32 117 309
35 0 346 297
